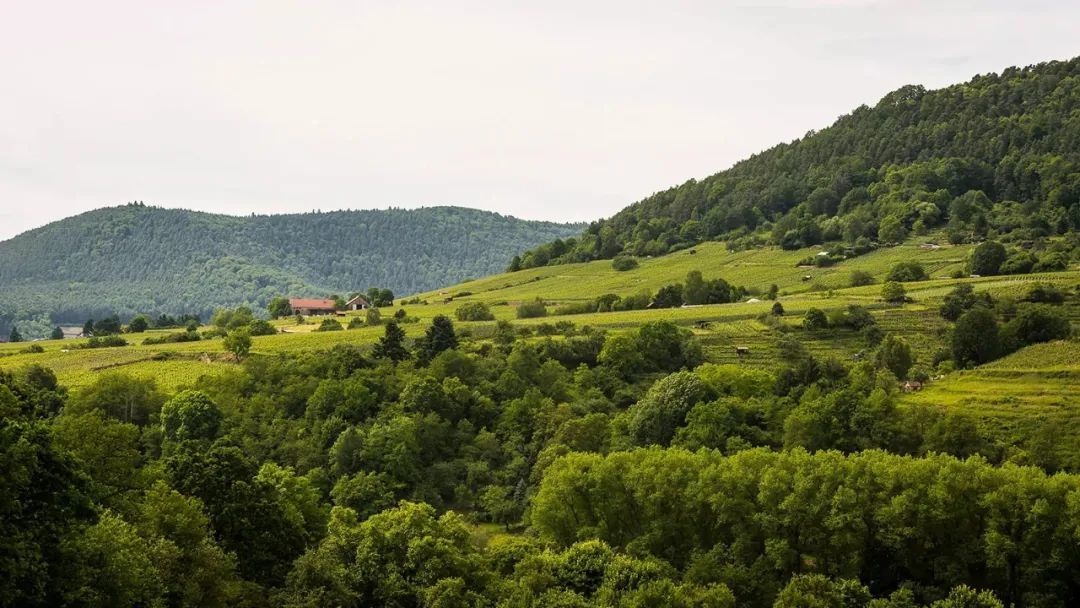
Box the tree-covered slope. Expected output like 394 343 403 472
0 204 582 335
516 56 1080 268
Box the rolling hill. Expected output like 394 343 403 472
516 56 1080 268
0 204 583 338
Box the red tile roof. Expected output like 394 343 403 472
289 298 337 309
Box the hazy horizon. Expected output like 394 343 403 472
2 1 1079 240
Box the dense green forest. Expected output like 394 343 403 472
0 205 582 338
5 314 1068 607
514 57 1080 269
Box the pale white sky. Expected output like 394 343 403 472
1 1 1078 240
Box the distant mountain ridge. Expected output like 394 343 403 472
0 204 583 337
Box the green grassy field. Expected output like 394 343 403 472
414 239 975 305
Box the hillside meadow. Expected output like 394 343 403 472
3 235 1076 381
419 239 974 304
3 237 1078 464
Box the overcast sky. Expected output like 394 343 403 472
1 1 1078 240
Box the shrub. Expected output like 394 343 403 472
553 302 595 316
201 327 227 339
347 316 365 329
940 283 993 321
268 296 293 319
1002 304 1071 349
842 306 876 330
886 262 927 282
1033 252 1069 272
455 302 495 322
248 319 277 336
77 335 128 349
223 328 252 360
1022 283 1065 304
652 284 684 309
776 334 809 362
516 299 548 319
316 318 344 332
832 305 876 330
142 331 201 345
862 324 884 346
92 316 122 336
849 270 875 287
613 292 652 311
127 315 150 333
611 256 639 271
803 308 828 331
554 320 577 335
852 236 875 254
969 241 1007 276
1000 251 1036 274
594 294 620 312
771 302 785 316
881 281 907 303
366 308 383 326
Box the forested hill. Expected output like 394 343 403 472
514 56 1080 268
0 204 582 336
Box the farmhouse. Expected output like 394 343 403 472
289 298 337 316
60 326 87 340
345 295 369 310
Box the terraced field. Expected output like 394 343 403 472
902 340 1080 466
416 239 975 306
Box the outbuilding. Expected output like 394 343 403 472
345 295 369 311
289 298 338 316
